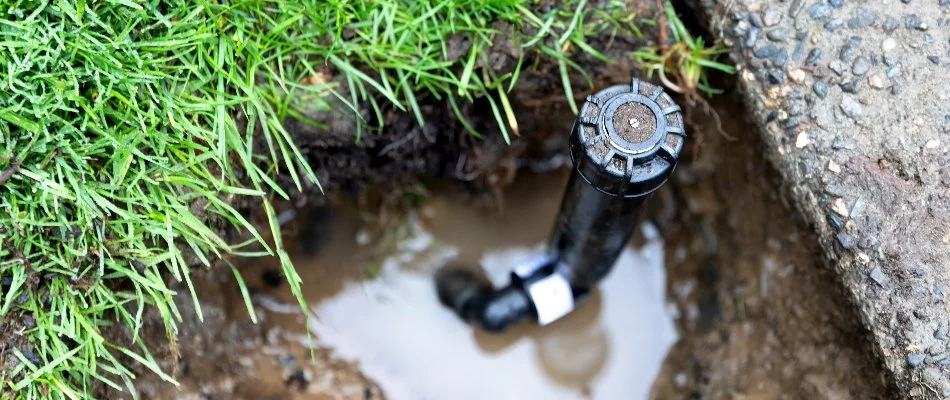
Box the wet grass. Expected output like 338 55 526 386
632 1 735 96
0 0 635 398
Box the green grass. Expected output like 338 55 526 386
0 1 637 399
633 1 734 96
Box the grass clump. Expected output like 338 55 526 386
0 1 612 399
632 1 735 96
633 1 736 143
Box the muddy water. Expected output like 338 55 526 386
242 169 671 400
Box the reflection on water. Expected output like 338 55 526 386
301 171 677 400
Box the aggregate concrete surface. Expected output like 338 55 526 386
691 0 950 396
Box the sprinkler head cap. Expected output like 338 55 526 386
571 79 685 198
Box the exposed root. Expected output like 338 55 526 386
686 92 737 142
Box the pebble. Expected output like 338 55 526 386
928 56 940 65
789 69 807 83
882 38 897 51
887 63 902 78
936 323 948 340
832 198 849 216
848 7 878 29
790 0 805 17
840 78 860 93
749 13 763 28
796 132 812 148
917 22 929 31
788 102 804 116
883 55 897 66
813 80 829 98
924 34 935 46
905 14 921 29
827 213 845 231
901 0 911 3
883 16 899 33
828 160 841 173
754 44 779 58
916 268 926 277
825 19 844 31
784 118 801 131
809 3 833 20
870 266 888 285
776 48 789 66
837 232 856 248
830 0 845 7
830 60 846 75
763 6 783 26
796 31 809 41
869 74 885 88
767 29 788 42
839 36 862 62
806 48 822 66
852 56 871 75
891 84 905 95
733 20 751 37
746 27 761 48
841 96 863 118
768 70 785 84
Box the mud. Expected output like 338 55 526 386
130 215 383 400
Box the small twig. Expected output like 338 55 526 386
0 153 21 186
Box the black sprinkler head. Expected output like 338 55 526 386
436 78 685 332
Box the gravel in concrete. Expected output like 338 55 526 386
852 56 871 75
697 0 950 393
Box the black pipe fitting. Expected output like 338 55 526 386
436 78 685 332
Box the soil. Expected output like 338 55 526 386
130 209 385 400
614 102 658 143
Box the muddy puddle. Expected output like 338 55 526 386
303 170 676 400
134 168 678 400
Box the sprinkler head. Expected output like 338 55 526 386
572 79 685 197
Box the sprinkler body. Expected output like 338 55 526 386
436 79 685 332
